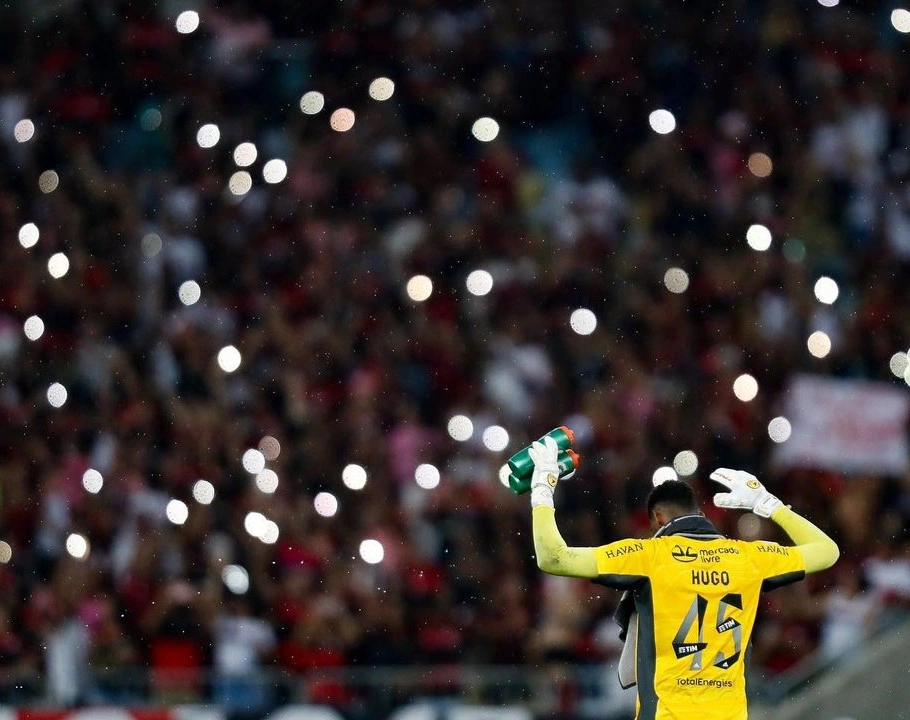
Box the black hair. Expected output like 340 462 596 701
646 480 699 518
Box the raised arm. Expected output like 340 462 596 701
711 468 839 573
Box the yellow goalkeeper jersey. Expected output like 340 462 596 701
593 534 806 720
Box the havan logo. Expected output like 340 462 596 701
671 545 698 563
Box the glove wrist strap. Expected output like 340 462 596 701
753 492 783 518
531 485 555 508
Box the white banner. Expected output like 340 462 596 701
772 374 910 475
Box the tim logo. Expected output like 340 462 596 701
671 545 698 563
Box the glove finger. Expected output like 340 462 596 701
709 470 734 489
542 435 559 453
713 493 734 508
528 441 545 463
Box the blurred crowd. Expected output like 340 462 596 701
0 0 909 712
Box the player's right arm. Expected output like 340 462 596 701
711 468 839 574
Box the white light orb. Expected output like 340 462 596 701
648 109 677 134
241 448 266 474
814 276 839 304
165 499 189 525
663 267 690 293
260 520 279 544
733 374 759 402
255 468 279 494
817 0 839 6
368 77 395 101
415 463 441 489
652 466 678 486
141 233 163 257
233 142 258 167
465 269 494 296
768 416 792 443
228 171 252 196
892 8 910 32
262 159 287 184
18 223 39 248
244 511 268 538
259 435 281 460
23 315 44 341
471 117 500 142
482 425 510 452
300 91 325 115
47 382 67 408
330 108 356 132
217 345 242 372
342 464 368 490
359 539 384 564
807 330 832 358
66 533 90 560
13 119 34 143
314 492 339 517
178 280 201 306
196 124 221 148
498 464 511 488
746 224 772 251
222 564 249 594
175 10 200 33
570 308 597 335
82 469 103 494
673 450 698 477
47 253 70 279
406 274 433 301
889 351 909 378
38 170 59 193
192 479 215 504
0 541 10 564
446 414 474 442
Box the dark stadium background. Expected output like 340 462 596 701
0 0 909 718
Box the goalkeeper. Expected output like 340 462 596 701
528 437 839 720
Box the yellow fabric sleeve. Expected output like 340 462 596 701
532 505 599 578
770 505 840 573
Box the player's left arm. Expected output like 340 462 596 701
769 505 839 574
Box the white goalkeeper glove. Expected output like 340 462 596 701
528 436 560 508
710 468 783 518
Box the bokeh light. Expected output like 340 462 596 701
471 117 500 142
0 542 10 564
242 449 266 474
178 280 201 306
222 565 249 594
47 253 70 279
652 466 678 486
482 425 510 452
47 382 67 408
368 77 395 101
255 468 279 494
648 109 676 134
244 512 268 538
228 171 252 196
570 308 597 335
498 464 511 488
447 415 474 441
889 351 909 378
747 152 773 177
737 514 763 540
38 170 59 193
807 330 832 358
82 469 103 494
141 233 163 257
330 108 356 132
13 119 34 143
166 499 189 525
196 124 220 148
733 374 759 402
892 8 910 32
673 450 698 477
359 539 384 564
814 276 839 304
175 10 200 33
746 224 772 251
663 267 690 293
406 275 433 301
465 269 494 296
18 223 39 248
23 315 44 341
260 521 279 545
66 533 89 560
233 142 258 167
768 416 792 443
314 492 339 517
414 463 441 489
192 479 215 504
259 436 281 461
262 159 287 184
300 91 325 115
342 464 368 490
217 345 241 372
